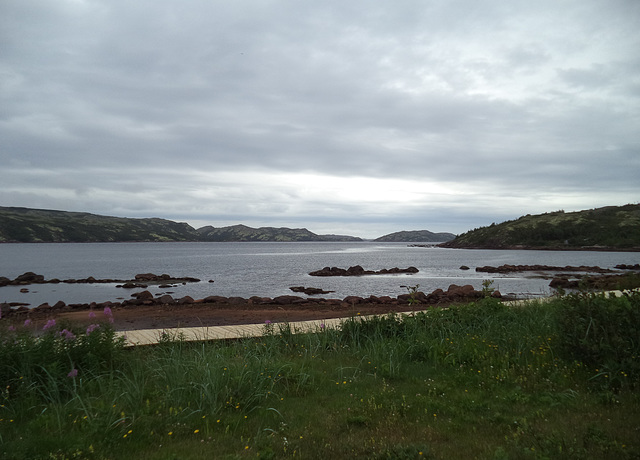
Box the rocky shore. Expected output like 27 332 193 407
474 264 615 274
2 265 638 331
472 264 640 291
0 276 502 327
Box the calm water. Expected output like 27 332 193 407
1 242 638 307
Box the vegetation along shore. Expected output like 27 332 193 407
1 290 639 459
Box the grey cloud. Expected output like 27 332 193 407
1 0 638 237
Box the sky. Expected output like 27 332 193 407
1 0 639 239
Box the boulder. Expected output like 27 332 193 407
447 284 475 296
343 296 364 304
615 264 640 270
443 284 482 300
202 295 229 303
273 295 305 305
289 286 334 295
14 272 45 283
118 282 148 289
549 276 576 288
131 290 154 300
227 297 248 305
346 265 366 275
309 266 344 276
249 296 274 305
122 299 144 306
157 294 175 304
177 296 195 304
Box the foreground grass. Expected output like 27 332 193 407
1 292 639 459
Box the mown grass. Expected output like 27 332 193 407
1 292 639 459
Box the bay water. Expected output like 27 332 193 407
1 242 638 307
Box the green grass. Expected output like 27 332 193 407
1 292 639 459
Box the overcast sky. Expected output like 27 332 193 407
1 0 639 238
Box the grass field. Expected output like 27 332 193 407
1 291 639 459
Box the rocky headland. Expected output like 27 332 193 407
439 204 640 251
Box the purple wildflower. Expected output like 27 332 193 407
265 320 271 325
67 368 78 378
88 311 96 319
58 329 76 341
42 319 56 331
23 319 32 327
103 306 113 317
320 323 325 329
8 325 16 332
86 323 100 335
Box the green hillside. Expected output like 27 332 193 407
196 224 361 242
0 207 200 242
0 207 362 243
440 204 640 250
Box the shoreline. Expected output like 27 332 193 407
1 283 502 331
4 299 449 332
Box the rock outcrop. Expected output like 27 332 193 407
309 265 419 276
0 272 200 286
475 264 613 274
289 286 335 295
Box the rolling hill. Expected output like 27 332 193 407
196 224 361 242
374 230 455 242
0 207 362 243
439 204 640 251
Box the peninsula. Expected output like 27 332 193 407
439 204 640 251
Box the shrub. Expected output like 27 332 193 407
557 291 640 388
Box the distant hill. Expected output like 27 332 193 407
374 230 456 242
0 207 361 243
196 224 362 242
0 207 200 242
439 204 640 251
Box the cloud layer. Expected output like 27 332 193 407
1 0 639 237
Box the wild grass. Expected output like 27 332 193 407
1 291 639 459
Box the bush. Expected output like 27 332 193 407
557 291 640 388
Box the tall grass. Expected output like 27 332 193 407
1 292 639 459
